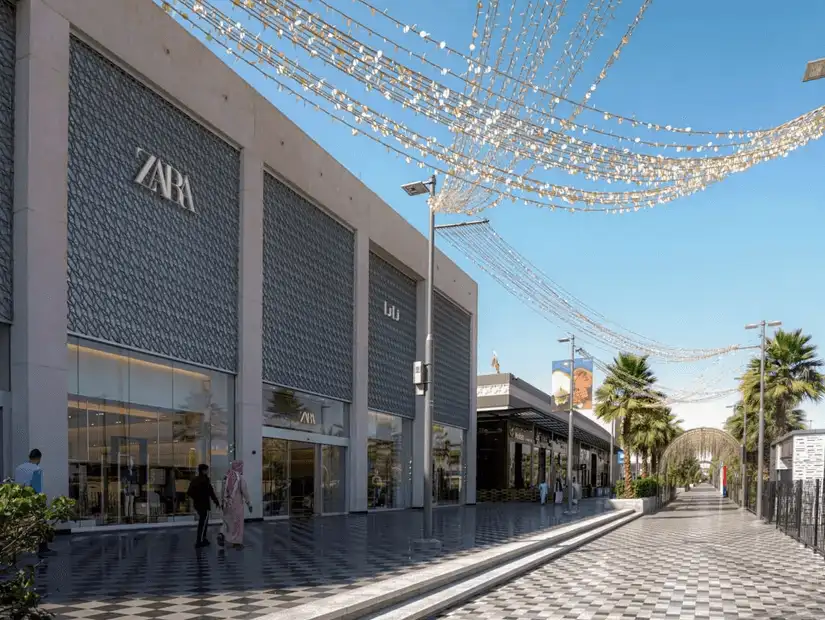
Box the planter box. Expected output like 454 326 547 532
607 496 660 515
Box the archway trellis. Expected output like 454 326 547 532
658 427 741 478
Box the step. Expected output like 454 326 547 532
369 511 643 620
269 508 636 620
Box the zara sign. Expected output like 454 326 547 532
134 148 195 213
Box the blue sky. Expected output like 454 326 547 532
175 1 825 430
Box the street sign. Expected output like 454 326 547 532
803 58 825 83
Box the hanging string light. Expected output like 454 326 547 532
578 346 741 408
165 0 825 215
436 220 742 362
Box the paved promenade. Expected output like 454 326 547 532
34 499 612 619
439 485 825 620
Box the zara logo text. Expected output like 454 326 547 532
383 301 400 322
134 148 195 213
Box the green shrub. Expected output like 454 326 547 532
633 477 659 498
1 482 74 619
614 479 637 498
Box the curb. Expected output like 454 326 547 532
370 511 642 620
273 509 635 620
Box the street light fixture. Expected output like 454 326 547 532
744 320 781 519
401 180 432 197
803 58 825 83
558 335 575 513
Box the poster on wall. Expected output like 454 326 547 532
792 434 825 481
551 358 594 412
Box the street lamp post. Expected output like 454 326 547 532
558 335 575 513
401 175 438 544
745 320 781 519
401 177 487 546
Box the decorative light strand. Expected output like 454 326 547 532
170 0 825 215
438 220 742 361
167 1 825 215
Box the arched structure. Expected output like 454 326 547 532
659 427 741 476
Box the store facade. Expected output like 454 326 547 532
476 373 615 502
4 0 478 529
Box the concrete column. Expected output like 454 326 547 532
465 309 478 504
348 228 369 512
411 279 426 507
236 148 263 518
10 0 70 500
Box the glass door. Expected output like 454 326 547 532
289 442 315 516
262 438 289 516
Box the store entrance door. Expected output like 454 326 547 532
289 442 315 516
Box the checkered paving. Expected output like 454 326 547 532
438 485 825 620
32 500 613 619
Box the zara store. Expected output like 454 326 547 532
2 0 478 529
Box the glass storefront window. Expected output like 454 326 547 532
598 450 608 487
262 438 289 516
67 338 234 525
555 438 568 491
262 437 347 516
262 385 348 437
367 412 411 509
322 445 347 513
433 423 464 504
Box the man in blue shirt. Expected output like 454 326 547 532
14 449 53 556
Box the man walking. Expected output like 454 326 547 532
187 464 220 548
14 449 53 556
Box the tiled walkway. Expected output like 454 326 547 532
438 485 825 620
34 500 613 619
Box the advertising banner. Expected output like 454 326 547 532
792 434 825 481
552 358 594 412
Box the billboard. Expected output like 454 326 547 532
551 358 594 412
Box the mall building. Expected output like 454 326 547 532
0 0 478 528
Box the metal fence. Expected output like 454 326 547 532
769 480 825 557
730 477 825 558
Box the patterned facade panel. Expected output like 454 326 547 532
368 253 418 418
0 1 14 322
262 173 354 401
433 291 472 429
66 38 240 370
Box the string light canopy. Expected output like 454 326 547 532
436 219 742 361
165 0 825 215
576 346 741 408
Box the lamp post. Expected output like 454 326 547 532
401 175 438 544
745 320 781 519
401 176 487 546
558 335 575 513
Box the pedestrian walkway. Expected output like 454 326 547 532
437 484 825 620
34 499 613 619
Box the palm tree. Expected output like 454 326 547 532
741 329 824 437
724 399 807 453
595 353 659 491
629 408 682 477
